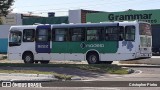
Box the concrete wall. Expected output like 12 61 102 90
1 13 22 25
69 10 81 23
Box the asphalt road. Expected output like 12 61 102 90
0 65 160 81
1 56 160 90
1 65 160 90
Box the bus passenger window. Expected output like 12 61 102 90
23 29 35 42
105 34 109 40
86 27 103 41
105 27 118 41
70 28 84 41
118 26 124 41
54 29 67 41
125 26 135 41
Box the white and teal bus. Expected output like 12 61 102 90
8 21 152 64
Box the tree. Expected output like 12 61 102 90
0 0 14 16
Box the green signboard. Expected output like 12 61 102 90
86 9 160 24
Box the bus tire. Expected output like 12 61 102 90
87 53 99 64
23 52 34 64
40 60 50 64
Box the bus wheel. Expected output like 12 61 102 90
87 53 99 64
40 61 50 64
23 53 34 64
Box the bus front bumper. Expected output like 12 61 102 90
139 53 152 58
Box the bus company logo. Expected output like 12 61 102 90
86 44 104 48
80 42 86 49
80 43 105 49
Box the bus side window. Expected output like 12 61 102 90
23 29 35 42
125 26 135 41
86 27 103 41
118 26 124 41
53 28 68 42
105 26 118 41
70 28 85 41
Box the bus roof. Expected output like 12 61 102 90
51 22 119 28
10 25 38 31
9 21 150 31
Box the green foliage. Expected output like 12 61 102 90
0 69 72 80
0 63 129 74
54 73 72 80
0 0 14 16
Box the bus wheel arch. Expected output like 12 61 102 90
22 51 34 64
86 50 100 64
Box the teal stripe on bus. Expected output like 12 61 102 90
51 41 118 53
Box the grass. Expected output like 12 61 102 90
0 63 129 74
0 69 72 80
0 70 52 74
54 73 72 80
76 64 128 74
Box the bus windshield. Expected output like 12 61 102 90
9 31 22 46
139 23 151 36
139 23 152 47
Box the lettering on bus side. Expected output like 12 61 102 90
80 43 104 49
38 45 49 48
86 44 104 48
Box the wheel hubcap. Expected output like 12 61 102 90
25 56 31 62
90 55 97 63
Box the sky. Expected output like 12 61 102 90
11 0 160 16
